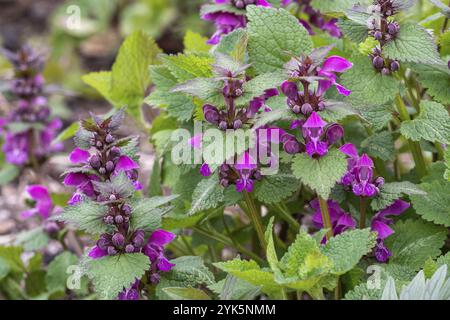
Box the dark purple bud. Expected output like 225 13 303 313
105 134 114 144
122 204 132 216
284 139 301 154
106 161 115 172
112 233 125 247
375 176 385 187
301 103 313 115
292 105 301 114
125 244 135 253
381 68 390 75
235 0 245 8
150 273 161 284
109 194 117 201
110 147 121 158
104 215 114 224
203 104 220 124
96 141 103 148
281 81 298 98
387 23 399 35
233 119 242 129
219 121 228 130
317 102 326 111
372 56 384 69
43 221 60 234
374 31 383 41
133 235 145 248
107 246 117 256
390 61 400 72
115 215 124 224
89 155 101 169
325 124 344 145
99 167 106 175
235 88 243 96
220 178 229 188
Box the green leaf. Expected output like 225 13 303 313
236 72 286 106
338 18 369 43
55 200 109 235
414 64 450 104
163 256 215 287
146 90 196 122
0 257 10 280
384 23 441 65
265 217 279 273
87 253 150 299
163 287 211 300
110 30 161 120
209 275 261 300
92 171 135 199
359 104 395 131
254 173 299 204
149 65 178 90
361 131 395 161
400 101 450 144
385 219 447 272
82 71 113 104
321 229 377 275
291 149 348 199
410 180 450 227
46 252 78 293
371 181 426 211
183 30 211 53
26 270 47 297
214 258 281 295
172 78 224 106
160 53 213 83
188 175 224 215
129 195 178 232
215 28 248 62
341 54 399 105
0 164 19 186
311 0 371 14
14 228 49 251
53 122 80 144
317 102 359 123
0 246 26 273
247 6 312 74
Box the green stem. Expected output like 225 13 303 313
335 278 342 300
318 196 333 241
359 198 367 229
243 191 267 251
395 94 428 178
273 203 300 231
193 226 265 265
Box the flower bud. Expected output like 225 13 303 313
372 56 384 69
43 221 60 234
281 81 298 98
219 121 228 130
105 134 114 144
109 194 117 201
233 119 242 129
374 31 383 41
284 139 301 154
203 104 220 124
374 176 385 187
110 147 121 158
122 204 132 216
99 167 106 175
107 246 117 256
150 273 161 284
390 61 400 72
104 215 114 224
112 233 125 247
220 178 229 188
106 161 115 172
235 0 245 8
301 103 313 115
381 68 390 75
387 23 399 35
96 141 103 148
125 244 135 253
235 88 243 96
115 215 124 224
325 124 344 145
292 105 301 114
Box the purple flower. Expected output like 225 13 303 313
144 230 176 275
371 199 409 240
235 151 258 193
311 198 356 242
302 112 329 157
317 56 353 97
202 0 270 44
118 281 140 300
21 185 53 219
339 143 384 197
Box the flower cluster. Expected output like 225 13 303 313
201 0 271 44
339 143 385 197
282 0 341 38
0 45 62 166
21 185 62 235
64 111 175 299
281 112 343 158
366 0 401 74
311 198 356 242
281 49 352 117
370 199 410 262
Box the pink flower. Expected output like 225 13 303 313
317 56 353 96
21 185 53 219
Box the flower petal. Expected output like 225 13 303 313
335 83 352 96
69 148 90 164
371 220 394 239
115 155 139 171
149 230 176 246
157 257 176 272
88 246 108 259
322 56 353 73
378 199 410 217
339 143 358 158
26 185 50 202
